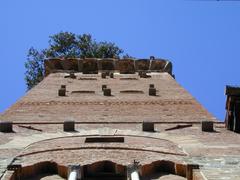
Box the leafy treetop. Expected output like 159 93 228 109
25 32 125 90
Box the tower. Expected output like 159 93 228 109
0 57 240 180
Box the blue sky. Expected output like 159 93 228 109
0 0 240 121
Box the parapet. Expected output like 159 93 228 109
44 57 173 76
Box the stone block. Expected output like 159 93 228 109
142 121 154 132
149 84 154 88
140 72 151 78
102 85 107 91
149 88 156 96
149 59 166 71
69 73 76 79
140 72 146 78
44 58 64 75
0 121 13 132
64 120 75 132
105 71 110 76
77 59 83 72
202 121 214 132
82 58 98 74
98 59 115 71
104 88 111 96
101 72 106 79
61 85 66 89
61 58 78 71
110 72 114 78
117 59 135 74
58 88 66 96
135 59 150 71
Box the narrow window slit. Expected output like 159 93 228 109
71 91 95 94
85 137 124 143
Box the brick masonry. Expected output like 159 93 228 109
0 71 239 180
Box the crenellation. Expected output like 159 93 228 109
44 57 173 76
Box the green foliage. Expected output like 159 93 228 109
77 34 96 58
25 32 125 90
95 42 123 58
25 48 45 90
46 32 80 58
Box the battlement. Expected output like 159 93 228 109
44 57 173 76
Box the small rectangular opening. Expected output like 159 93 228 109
79 77 97 80
85 137 124 143
120 90 144 94
120 78 138 80
71 91 95 94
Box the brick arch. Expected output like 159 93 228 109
10 161 67 180
141 160 186 178
83 160 188 179
8 160 191 180
83 160 126 180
